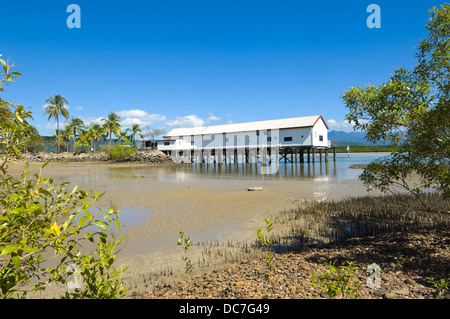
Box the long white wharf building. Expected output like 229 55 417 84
157 115 333 164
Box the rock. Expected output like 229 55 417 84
384 292 397 299
393 287 410 296
248 187 263 191
300 264 312 271
373 288 387 297
22 150 174 164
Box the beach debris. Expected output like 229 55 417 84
248 187 263 191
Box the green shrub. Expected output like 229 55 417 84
0 162 128 298
108 142 137 161
311 261 361 299
0 55 127 298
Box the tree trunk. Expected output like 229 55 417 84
56 117 60 154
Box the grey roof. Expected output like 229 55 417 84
164 115 327 137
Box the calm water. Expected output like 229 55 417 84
99 153 389 183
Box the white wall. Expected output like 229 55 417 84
278 128 313 147
157 124 328 152
311 119 328 147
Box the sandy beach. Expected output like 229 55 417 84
7 157 380 298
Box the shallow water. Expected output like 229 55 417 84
8 152 387 260
39 153 385 256
70 153 388 185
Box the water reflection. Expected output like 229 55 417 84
103 153 388 183
185 161 337 181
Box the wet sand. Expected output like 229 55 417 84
7 158 377 297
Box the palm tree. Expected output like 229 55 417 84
52 129 69 153
65 117 85 152
102 112 121 144
129 123 143 147
118 129 131 143
87 122 104 152
74 131 91 153
44 95 69 154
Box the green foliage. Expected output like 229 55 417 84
427 276 449 298
0 163 127 298
65 117 85 152
341 4 450 203
0 55 22 92
256 217 274 271
310 261 361 299
0 55 127 298
0 102 36 167
177 229 195 274
108 141 138 161
102 112 122 145
44 95 70 154
86 122 104 152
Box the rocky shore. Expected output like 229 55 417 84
139 227 449 299
22 150 174 164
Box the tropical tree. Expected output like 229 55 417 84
129 124 143 147
87 122 104 152
65 117 85 152
74 130 91 153
341 4 450 208
44 95 69 154
118 129 130 143
102 112 121 144
51 129 66 153
0 102 35 168
22 124 43 153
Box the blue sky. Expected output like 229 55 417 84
0 0 445 136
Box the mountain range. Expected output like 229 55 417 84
328 130 388 146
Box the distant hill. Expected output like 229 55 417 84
328 130 388 146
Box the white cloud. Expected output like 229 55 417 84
207 115 221 121
164 113 224 128
79 116 105 125
75 106 84 111
115 109 166 128
165 115 207 128
326 118 354 132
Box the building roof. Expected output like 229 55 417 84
164 115 328 138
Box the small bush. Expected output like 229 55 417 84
108 142 137 161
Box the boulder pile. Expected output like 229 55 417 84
22 150 174 164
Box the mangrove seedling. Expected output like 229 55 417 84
177 229 195 274
256 217 274 271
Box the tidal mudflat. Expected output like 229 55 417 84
9 153 389 296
